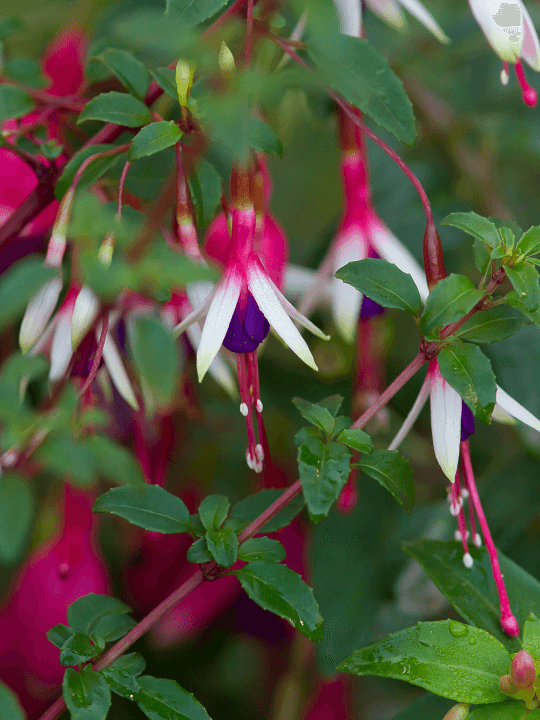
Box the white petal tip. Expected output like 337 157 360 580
463 553 474 569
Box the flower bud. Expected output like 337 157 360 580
423 221 447 289
499 673 518 695
71 285 100 350
511 650 537 689
175 59 194 107
442 703 470 720
218 42 236 80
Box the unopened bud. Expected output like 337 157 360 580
499 673 519 695
219 42 236 80
45 188 74 268
423 221 447 289
98 231 116 267
71 286 100 350
442 703 470 720
175 59 195 107
511 650 536 688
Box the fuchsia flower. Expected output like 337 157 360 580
175 167 328 472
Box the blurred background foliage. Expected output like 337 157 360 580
2 0 540 718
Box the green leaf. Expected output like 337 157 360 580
317 395 345 417
517 226 540 258
128 121 182 161
136 676 212 720
0 257 57 331
188 159 222 227
390 694 455 720
90 613 137 643
236 561 323 641
47 624 74 649
93 484 190 534
238 537 286 563
420 275 484 336
189 513 206 537
335 428 374 454
454 305 529 344
36 432 98 486
83 435 145 485
248 118 283 156
137 241 216 293
205 528 239 568
78 91 152 127
68 594 132 636
229 489 305 534
60 633 104 667
308 36 415 144
0 679 25 720
4 58 46 88
473 238 491 276
165 0 229 26
0 84 33 121
187 537 213 564
198 495 230 531
335 258 421 314
438 344 497 423
522 614 540 662
402 540 540 653
441 213 501 249
298 439 352 522
63 666 112 720
95 48 149 100
128 315 180 412
150 67 177 100
0 473 33 563
55 144 124 200
505 264 540 312
293 398 336 436
468 701 539 719
0 16 23 40
100 667 140 699
357 449 415 513
111 653 146 676
338 620 509 704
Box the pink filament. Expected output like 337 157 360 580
237 353 261 472
454 472 470 557
515 60 537 107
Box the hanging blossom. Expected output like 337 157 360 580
299 112 429 344
389 358 540 636
468 0 540 105
175 166 328 472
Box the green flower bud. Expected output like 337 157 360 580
442 703 470 720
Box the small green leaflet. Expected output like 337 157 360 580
441 212 501 249
59 633 104 667
198 495 230 531
136 676 212 720
205 528 239 568
238 537 286 563
293 397 336 436
83 435 145 485
236 561 323 641
335 258 421 315
128 121 182 161
93 484 190 533
229 489 305 534
78 91 152 127
165 0 229 26
0 84 34 121
150 67 177 100
454 305 529 344
438 344 496 424
516 226 540 258
0 473 33 563
298 439 352 522
0 680 25 720
335 428 373 454
63 666 111 720
95 48 148 100
357 450 414 513
100 666 141 699
505 263 540 312
0 257 57 331
111 653 146 676
47 624 74 649
67 594 133 637
188 159 222 227
338 620 509 704
420 274 484 336
187 537 212 564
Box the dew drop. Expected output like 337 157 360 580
449 620 468 638
468 635 476 645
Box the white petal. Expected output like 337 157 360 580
19 276 63 353
185 322 238 399
491 403 517 424
332 227 367 344
298 250 336 319
495 385 540 431
284 264 333 307
187 280 215 309
49 311 74 382
369 218 429 302
100 323 139 410
333 0 363 36
430 363 462 481
197 266 242 382
398 0 450 43
366 0 406 30
71 286 100 350
468 0 524 61
520 0 540 70
247 258 318 371
174 287 216 337
388 370 431 450
267 276 330 341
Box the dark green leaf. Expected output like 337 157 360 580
136 676 212 720
298 438 352 522
293 398 336 435
56 144 124 200
473 238 491 276
36 432 97 486
0 679 25 720
317 395 345 417
238 537 286 563
335 258 421 314
0 16 23 40
468 701 539 719
83 435 145 485
150 67 177 100
454 305 529 344
390 694 455 720
294 427 322 446
357 449 414 513
128 121 182 161
0 473 33 563
248 118 283 156
47 624 74 649
205 528 238 568
165 0 229 26
308 36 415 144
335 428 373 454
522 614 540 662
338 620 509 704
188 159 222 227
78 91 152 127
63 666 112 720
91 613 137 643
189 513 206 537
68 594 132 636
517 226 540 258
198 495 230 531
236 561 323 641
420 275 484 336
402 540 540 652
60 633 103 666
229 489 305 533
100 667 140 699
0 257 57 331
441 213 501 249
137 241 216 292
4 58 46 88
93 484 190 533
111 653 146 676
438 344 496 423
0 85 33 121
187 537 213 564
95 48 148 100
505 264 540 312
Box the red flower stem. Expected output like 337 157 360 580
245 0 254 68
117 160 132 216
203 0 246 36
76 312 109 400
69 143 130 196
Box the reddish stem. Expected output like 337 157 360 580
203 0 246 36
245 0 254 68
76 313 109 399
117 160 132 216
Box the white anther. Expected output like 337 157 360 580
245 450 255 470
256 399 263 413
460 488 469 499
2 449 18 468
454 530 462 541
255 443 264 462
450 501 462 517
473 533 482 548
463 553 474 569
240 403 249 417
500 68 510 86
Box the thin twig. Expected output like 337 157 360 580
76 313 109 400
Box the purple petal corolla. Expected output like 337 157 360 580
430 363 462 481
19 277 63 354
71 286 100 350
494 385 540 431
332 228 368 343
